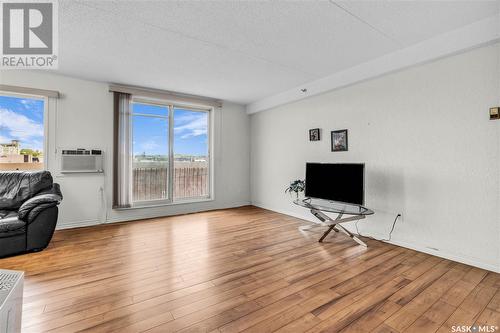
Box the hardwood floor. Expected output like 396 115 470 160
1 206 499 332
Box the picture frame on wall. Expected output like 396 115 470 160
309 128 320 141
331 129 348 152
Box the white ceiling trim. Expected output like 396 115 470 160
246 13 500 114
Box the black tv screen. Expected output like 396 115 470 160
305 163 364 205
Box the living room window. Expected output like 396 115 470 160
0 94 46 171
129 99 211 206
112 86 218 209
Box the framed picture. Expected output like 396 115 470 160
309 128 320 141
331 129 348 152
490 107 499 120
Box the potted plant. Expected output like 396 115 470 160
285 179 305 199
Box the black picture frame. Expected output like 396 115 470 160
309 128 321 141
331 129 348 152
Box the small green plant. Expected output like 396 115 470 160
285 179 305 198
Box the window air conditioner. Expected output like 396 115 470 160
60 149 104 173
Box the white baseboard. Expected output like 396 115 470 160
56 219 101 230
382 237 500 274
252 202 500 274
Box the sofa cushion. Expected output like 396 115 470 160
0 210 26 234
0 171 53 209
0 210 18 220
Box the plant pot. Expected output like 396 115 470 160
295 192 305 200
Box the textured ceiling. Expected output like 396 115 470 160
54 0 499 104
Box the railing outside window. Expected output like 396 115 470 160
132 164 209 201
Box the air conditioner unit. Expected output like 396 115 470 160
61 149 104 173
0 270 23 333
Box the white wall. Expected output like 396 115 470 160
250 43 500 272
0 71 251 228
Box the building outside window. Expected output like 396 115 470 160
0 95 45 171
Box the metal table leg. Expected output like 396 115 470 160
318 225 337 242
308 208 367 246
334 223 367 247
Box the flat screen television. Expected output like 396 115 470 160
305 163 365 205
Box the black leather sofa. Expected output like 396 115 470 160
0 171 62 258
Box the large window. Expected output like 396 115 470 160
131 99 210 205
0 94 45 171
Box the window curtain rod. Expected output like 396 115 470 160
109 84 222 108
0 84 60 98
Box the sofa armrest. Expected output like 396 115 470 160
26 206 58 251
18 183 62 222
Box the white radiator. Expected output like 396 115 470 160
0 270 23 333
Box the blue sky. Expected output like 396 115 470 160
0 95 44 151
132 103 208 156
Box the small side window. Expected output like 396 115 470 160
0 94 45 171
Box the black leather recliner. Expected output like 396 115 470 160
0 171 62 258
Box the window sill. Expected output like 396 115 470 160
113 197 214 210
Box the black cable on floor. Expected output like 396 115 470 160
355 213 401 242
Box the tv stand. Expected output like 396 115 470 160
293 198 374 246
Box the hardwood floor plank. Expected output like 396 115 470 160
404 300 456 333
305 277 411 332
273 313 321 333
238 290 340 333
384 266 467 331
431 281 497 332
339 300 402 333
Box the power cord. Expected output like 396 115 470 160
99 186 108 224
355 213 401 242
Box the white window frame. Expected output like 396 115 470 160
0 91 49 170
129 96 213 207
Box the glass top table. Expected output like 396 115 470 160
293 198 374 216
293 197 374 245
